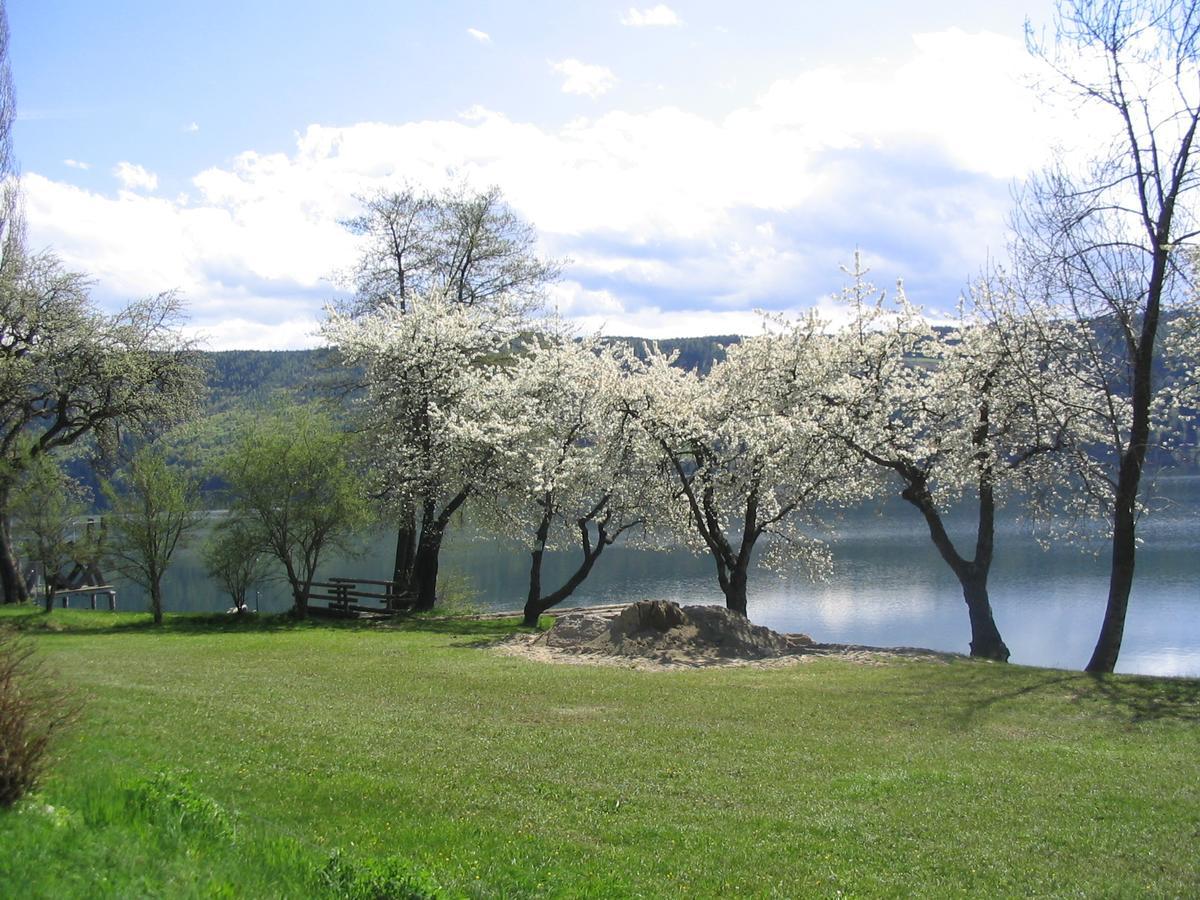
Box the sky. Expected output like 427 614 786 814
8 0 1099 350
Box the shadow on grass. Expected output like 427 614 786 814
944 665 1200 727
1073 672 1200 724
0 603 534 642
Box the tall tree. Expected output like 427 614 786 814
338 183 558 596
1016 0 1199 672
103 448 204 626
7 449 91 611
0 266 205 604
323 294 516 611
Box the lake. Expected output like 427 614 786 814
102 476 1199 677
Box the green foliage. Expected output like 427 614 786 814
201 517 268 611
315 850 444 900
102 447 204 625
125 771 234 841
204 348 344 414
221 404 373 614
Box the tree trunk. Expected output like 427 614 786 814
411 528 443 612
961 572 1009 662
1087 472 1139 673
391 505 417 596
291 586 308 619
150 580 163 626
522 537 608 627
720 561 749 617
0 508 29 605
410 488 471 613
902 479 1009 662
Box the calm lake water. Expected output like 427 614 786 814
105 476 1199 677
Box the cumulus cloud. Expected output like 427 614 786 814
550 58 617 97
113 161 159 191
63 159 90 170
22 29 1098 347
620 5 682 27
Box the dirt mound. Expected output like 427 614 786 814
535 600 801 663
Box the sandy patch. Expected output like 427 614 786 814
494 601 960 671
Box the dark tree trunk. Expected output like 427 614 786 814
150 580 164 626
410 488 471 613
522 532 609 627
1087 241 1164 672
391 505 417 596
961 572 1008 662
291 586 309 619
902 478 1009 663
1087 461 1141 673
0 507 29 605
411 528 443 612
720 562 749 617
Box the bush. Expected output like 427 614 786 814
125 771 235 840
0 628 76 807
315 849 444 899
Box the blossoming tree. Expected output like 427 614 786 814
624 317 869 618
323 293 519 611
824 260 1110 660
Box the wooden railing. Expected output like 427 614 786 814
305 577 413 615
56 585 117 610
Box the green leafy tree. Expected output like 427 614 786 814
201 516 268 613
9 451 92 612
221 406 373 618
103 448 204 625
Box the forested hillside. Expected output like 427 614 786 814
201 336 741 413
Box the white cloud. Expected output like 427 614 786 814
23 29 1106 347
620 5 682 27
184 121 200 133
550 58 617 98
113 161 159 192
63 159 90 170
466 27 491 44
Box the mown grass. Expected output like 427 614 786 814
1 604 1197 898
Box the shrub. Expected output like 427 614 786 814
125 771 235 840
0 628 76 807
315 849 444 900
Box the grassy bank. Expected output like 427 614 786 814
1 606 1197 897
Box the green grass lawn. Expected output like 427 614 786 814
1 605 1197 898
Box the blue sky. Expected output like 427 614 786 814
9 0 1083 349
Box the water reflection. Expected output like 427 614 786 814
106 477 1199 677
